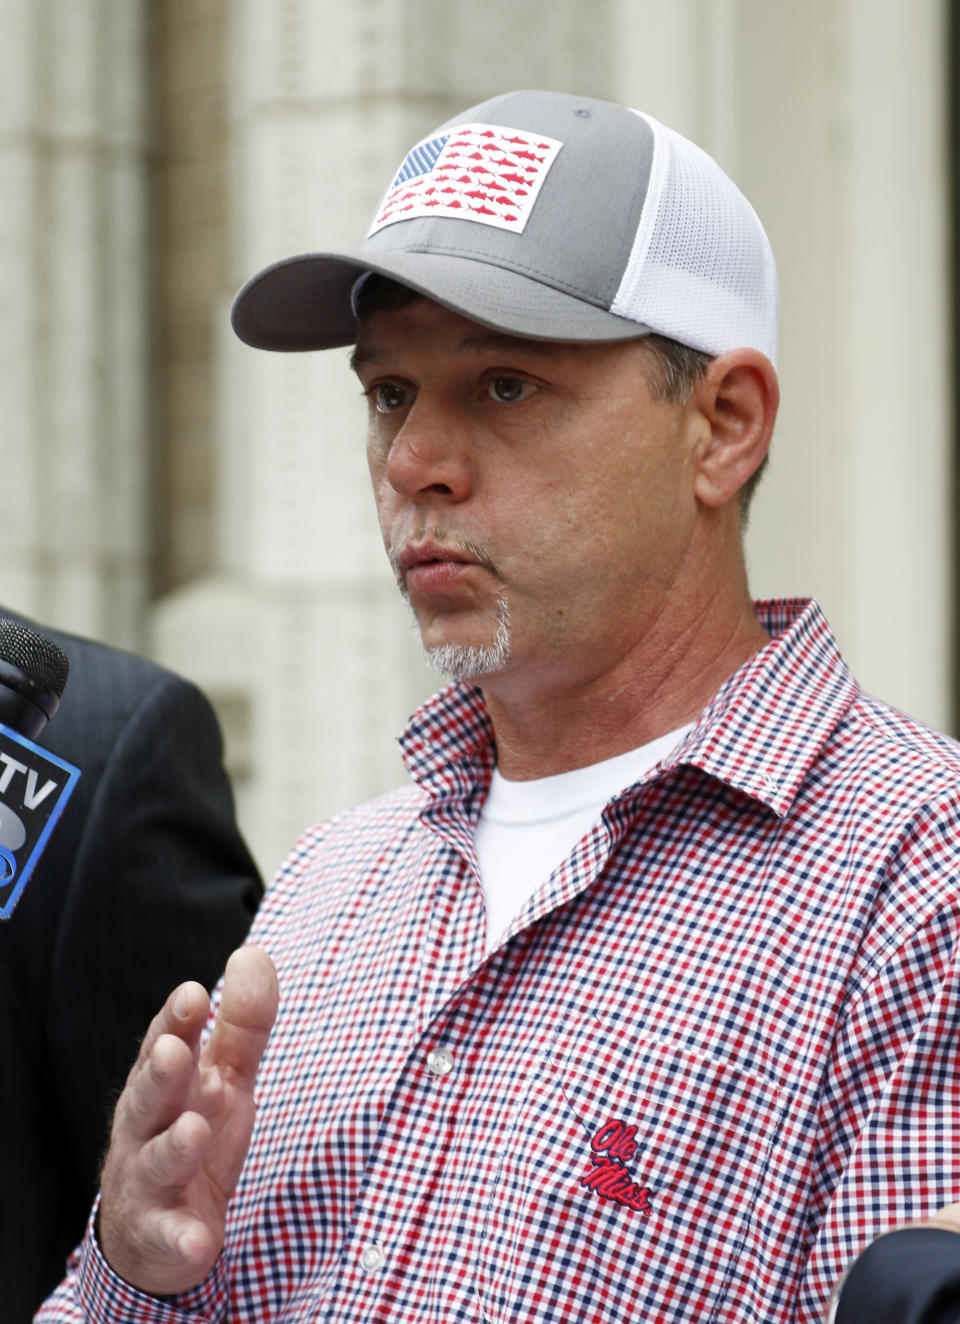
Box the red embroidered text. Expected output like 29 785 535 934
580 1118 653 1215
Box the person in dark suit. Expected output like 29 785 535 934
0 612 262 1324
831 1207 960 1323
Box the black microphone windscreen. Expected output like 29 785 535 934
0 617 71 737
0 618 79 918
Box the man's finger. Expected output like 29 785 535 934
204 947 279 1085
118 1033 198 1145
134 979 211 1075
117 1206 220 1299
921 1201 960 1234
138 1111 212 1191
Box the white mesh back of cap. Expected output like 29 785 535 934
612 112 778 364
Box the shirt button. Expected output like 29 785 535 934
360 1244 384 1273
426 1047 455 1076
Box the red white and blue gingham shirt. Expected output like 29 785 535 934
40 599 960 1323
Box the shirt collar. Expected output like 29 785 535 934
399 680 495 804
399 599 858 820
663 598 858 817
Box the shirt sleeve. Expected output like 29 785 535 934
797 795 960 1316
34 1203 230 1324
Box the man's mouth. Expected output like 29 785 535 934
394 538 498 598
397 540 476 574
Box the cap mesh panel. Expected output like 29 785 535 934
612 113 778 363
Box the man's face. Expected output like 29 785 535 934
354 297 704 700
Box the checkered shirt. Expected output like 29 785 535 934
39 599 960 1323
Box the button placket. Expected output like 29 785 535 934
359 1243 385 1273
426 1046 455 1077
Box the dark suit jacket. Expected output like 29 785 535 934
836 1229 960 1323
0 615 262 1324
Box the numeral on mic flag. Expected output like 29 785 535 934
0 722 79 920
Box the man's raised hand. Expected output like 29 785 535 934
97 946 279 1297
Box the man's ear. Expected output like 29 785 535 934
691 350 779 508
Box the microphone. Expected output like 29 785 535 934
0 617 80 920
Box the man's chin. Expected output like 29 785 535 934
421 638 511 681
414 594 512 681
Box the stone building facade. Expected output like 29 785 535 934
0 0 951 875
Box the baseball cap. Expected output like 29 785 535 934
231 89 778 364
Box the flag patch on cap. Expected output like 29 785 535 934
368 122 563 237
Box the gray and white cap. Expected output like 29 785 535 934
231 89 779 364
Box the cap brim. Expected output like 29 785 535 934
230 250 651 351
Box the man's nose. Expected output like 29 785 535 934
384 400 472 504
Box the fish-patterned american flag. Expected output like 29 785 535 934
368 122 563 236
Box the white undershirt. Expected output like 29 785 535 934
475 725 692 952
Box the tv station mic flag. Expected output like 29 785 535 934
0 617 79 921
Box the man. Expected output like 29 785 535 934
38 90 960 1323
0 612 262 1323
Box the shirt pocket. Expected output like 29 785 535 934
474 1013 785 1324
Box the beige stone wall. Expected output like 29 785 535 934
737 0 952 731
0 1 951 877
152 0 231 593
0 0 151 647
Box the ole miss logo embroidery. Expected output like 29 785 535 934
581 1118 653 1215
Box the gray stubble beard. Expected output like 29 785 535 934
416 590 511 680
389 532 512 680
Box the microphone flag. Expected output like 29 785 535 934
0 722 79 920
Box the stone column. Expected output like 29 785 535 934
612 0 951 731
737 0 950 731
0 0 151 647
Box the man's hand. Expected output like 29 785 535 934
97 946 279 1296
916 1201 960 1235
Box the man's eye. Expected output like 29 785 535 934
487 377 532 403
372 383 408 413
